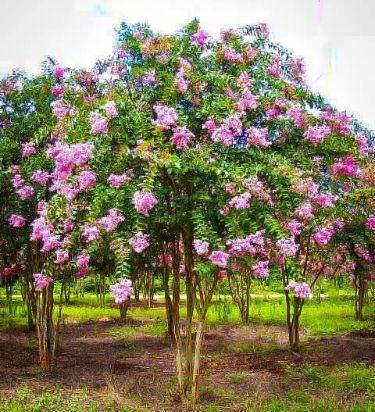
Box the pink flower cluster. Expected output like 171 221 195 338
55 249 69 264
222 45 243 64
98 209 124 232
234 89 258 113
170 126 194 150
132 191 158 216
193 239 210 255
76 250 90 278
152 104 178 129
110 278 133 304
312 225 335 247
247 127 271 148
32 170 50 185
16 185 35 200
252 260 269 278
276 236 299 258
143 69 156 85
8 214 26 228
226 230 267 258
310 192 334 208
107 173 130 189
354 244 372 263
211 115 242 147
33 273 53 291
285 104 306 127
81 225 100 243
129 232 150 253
228 191 252 210
329 156 361 177
209 250 230 268
283 219 302 236
47 142 94 182
285 281 311 299
294 202 313 220
89 112 108 134
51 100 70 120
21 142 36 157
366 214 375 231
175 58 191 93
103 101 118 118
191 29 209 48
303 125 331 146
320 108 350 134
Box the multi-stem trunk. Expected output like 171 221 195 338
36 282 55 372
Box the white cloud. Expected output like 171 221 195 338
1 0 374 129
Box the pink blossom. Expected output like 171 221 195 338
51 84 64 97
247 127 271 148
78 171 96 191
107 173 130 189
283 219 302 236
76 250 90 278
110 278 133 303
228 192 252 210
16 186 35 200
266 63 281 79
252 260 269 278
191 29 210 48
8 214 26 228
55 249 69 264
103 101 118 118
21 142 36 157
170 126 194 150
143 69 156 85
98 209 124 232
310 192 334 208
193 239 210 255
285 104 306 127
294 202 313 220
40 234 61 253
355 133 372 156
234 89 258 112
312 225 335 247
175 70 189 93
89 112 108 134
53 66 64 79
152 104 178 129
31 170 50 185
81 225 100 243
222 45 243 64
132 191 158 216
209 251 230 268
276 237 299 258
354 244 372 263
366 214 375 231
329 155 361 177
285 281 311 298
129 232 150 253
202 119 216 135
51 100 69 120
33 273 53 291
211 115 242 147
11 174 24 189
303 125 331 146
63 219 75 232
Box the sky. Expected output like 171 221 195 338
1 0 374 129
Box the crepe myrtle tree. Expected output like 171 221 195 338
99 19 373 399
1 18 373 401
0 70 56 330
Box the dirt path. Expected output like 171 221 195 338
0 320 374 410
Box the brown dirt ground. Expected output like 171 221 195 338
0 319 374 411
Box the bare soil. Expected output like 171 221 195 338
0 319 374 411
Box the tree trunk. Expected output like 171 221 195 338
191 319 204 403
119 300 131 320
36 283 55 372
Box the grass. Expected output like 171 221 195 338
1 288 374 337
